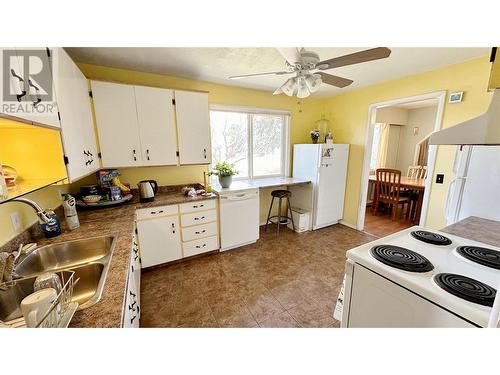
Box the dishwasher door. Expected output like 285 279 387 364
219 189 260 251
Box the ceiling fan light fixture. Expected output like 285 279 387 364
296 76 310 98
305 73 322 93
280 76 297 96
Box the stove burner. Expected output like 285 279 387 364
434 273 497 307
370 245 434 273
456 246 500 270
410 230 452 246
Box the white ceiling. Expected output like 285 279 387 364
65 47 490 98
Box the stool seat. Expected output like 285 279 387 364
271 189 291 198
266 190 295 234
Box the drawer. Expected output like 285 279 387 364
182 222 218 242
182 236 219 257
136 204 178 221
180 209 217 227
179 199 216 214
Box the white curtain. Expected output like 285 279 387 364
376 123 390 169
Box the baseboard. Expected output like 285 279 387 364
339 220 359 230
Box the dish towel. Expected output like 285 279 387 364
333 274 346 322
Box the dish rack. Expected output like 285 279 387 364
1 270 79 328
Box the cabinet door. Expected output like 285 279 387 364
134 86 177 166
91 80 142 167
175 90 211 164
54 48 99 182
136 215 182 268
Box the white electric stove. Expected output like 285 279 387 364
341 226 500 328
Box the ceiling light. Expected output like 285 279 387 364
278 77 297 96
296 76 310 98
305 73 322 93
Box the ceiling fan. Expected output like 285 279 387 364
229 47 392 98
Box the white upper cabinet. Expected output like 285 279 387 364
134 86 177 166
0 47 60 128
52 48 99 182
91 80 142 168
174 90 211 165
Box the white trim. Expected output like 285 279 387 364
210 104 291 116
356 91 446 231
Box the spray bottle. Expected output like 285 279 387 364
63 194 80 230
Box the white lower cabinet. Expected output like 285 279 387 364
122 231 141 328
135 199 219 268
136 214 182 268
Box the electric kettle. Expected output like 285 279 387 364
138 180 158 202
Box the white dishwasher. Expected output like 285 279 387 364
219 189 260 251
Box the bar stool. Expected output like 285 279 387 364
265 190 295 234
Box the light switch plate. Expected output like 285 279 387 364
10 212 21 232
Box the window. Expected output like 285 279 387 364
210 108 289 179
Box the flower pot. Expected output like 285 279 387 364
218 175 233 188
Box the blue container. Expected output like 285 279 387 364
40 211 62 238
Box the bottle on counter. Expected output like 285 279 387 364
63 194 80 230
40 210 62 238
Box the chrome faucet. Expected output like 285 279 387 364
10 197 57 226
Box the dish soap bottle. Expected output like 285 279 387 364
63 194 80 230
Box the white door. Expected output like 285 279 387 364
175 90 211 164
54 48 99 182
91 80 142 167
134 86 177 166
136 216 182 268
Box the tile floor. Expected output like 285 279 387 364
140 224 377 328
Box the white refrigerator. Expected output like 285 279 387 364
291 144 349 230
445 145 500 225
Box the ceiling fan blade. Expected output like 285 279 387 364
277 47 302 66
229 71 292 79
317 72 353 88
317 47 391 70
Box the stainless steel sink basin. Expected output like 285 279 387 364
15 236 114 276
3 235 116 320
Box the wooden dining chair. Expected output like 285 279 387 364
373 169 411 220
419 166 428 179
407 165 422 178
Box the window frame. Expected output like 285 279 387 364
209 105 291 180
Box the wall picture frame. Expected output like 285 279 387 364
449 91 464 103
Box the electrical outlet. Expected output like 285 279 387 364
10 212 21 232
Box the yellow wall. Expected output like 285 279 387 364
315 55 493 229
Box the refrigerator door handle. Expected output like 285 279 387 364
444 177 457 220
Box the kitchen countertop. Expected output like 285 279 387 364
441 216 500 248
27 187 218 328
212 176 311 193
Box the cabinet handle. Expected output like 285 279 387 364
195 229 206 235
193 204 204 208
195 244 207 249
203 148 207 159
133 149 137 161
146 149 150 161
129 290 136 298
171 223 176 234
130 315 137 324
194 216 205 221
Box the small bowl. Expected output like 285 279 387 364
82 195 102 204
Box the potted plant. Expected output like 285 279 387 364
210 162 238 188
310 129 320 144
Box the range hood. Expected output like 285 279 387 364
429 91 500 145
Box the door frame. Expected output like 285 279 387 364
356 90 446 231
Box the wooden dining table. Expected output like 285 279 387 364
368 175 426 223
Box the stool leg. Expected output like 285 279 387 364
287 197 295 231
265 196 275 232
277 197 282 235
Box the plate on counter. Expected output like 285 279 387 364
76 194 133 208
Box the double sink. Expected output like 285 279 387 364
0 236 116 322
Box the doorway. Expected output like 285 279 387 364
358 91 446 236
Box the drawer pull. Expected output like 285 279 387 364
194 216 205 221
195 229 206 235
172 223 176 234
192 204 204 208
195 244 207 249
